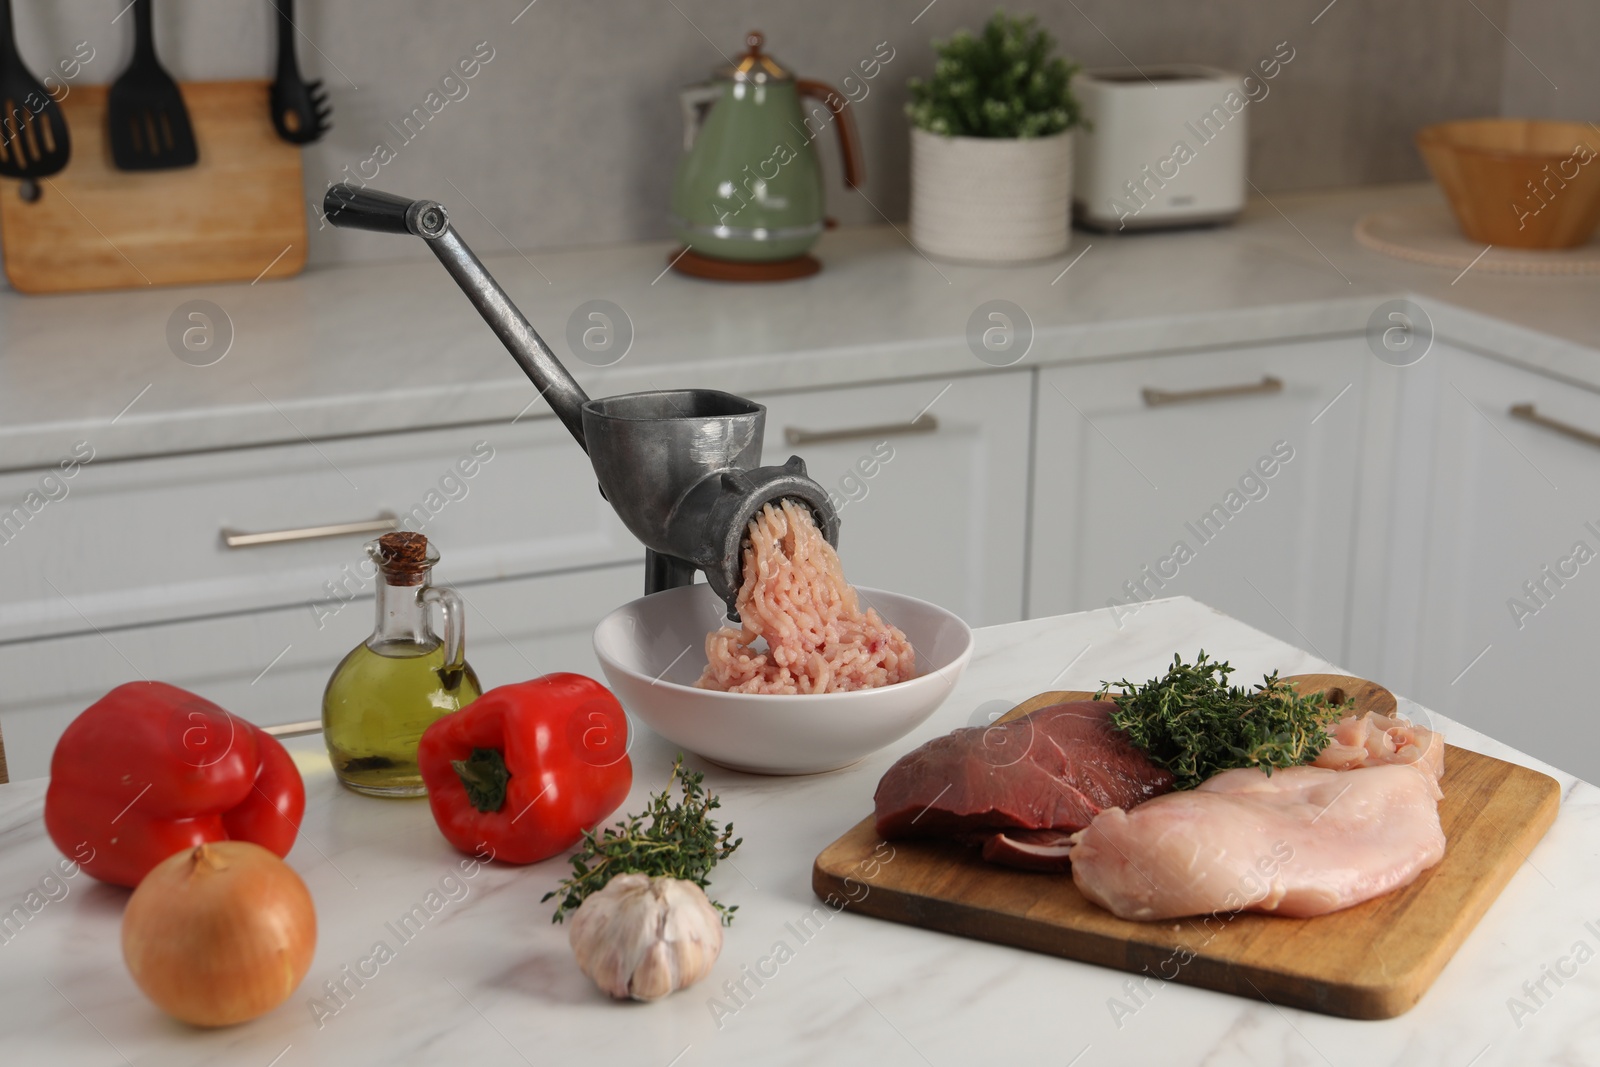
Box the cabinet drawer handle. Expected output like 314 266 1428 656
221 511 398 549
1510 403 1600 450
1141 375 1283 407
784 414 938 448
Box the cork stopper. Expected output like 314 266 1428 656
374 531 432 586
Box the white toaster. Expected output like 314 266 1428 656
1071 65 1249 232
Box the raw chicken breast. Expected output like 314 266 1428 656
1069 764 1446 921
1312 711 1444 791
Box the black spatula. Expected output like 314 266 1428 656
0 0 72 186
108 0 197 170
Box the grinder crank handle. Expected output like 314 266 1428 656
322 183 591 451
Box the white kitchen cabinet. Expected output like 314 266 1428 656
0 416 636 643
756 372 1032 626
0 563 640 781
1397 343 1600 782
0 368 1033 779
1029 339 1368 664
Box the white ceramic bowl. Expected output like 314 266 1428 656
592 584 973 775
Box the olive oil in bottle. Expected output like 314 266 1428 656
322 532 481 797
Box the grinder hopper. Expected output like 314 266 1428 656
321 183 840 619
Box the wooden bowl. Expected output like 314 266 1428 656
1415 119 1600 249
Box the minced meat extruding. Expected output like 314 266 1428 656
696 500 914 694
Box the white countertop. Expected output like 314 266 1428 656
2 596 1594 1066
2 183 1597 471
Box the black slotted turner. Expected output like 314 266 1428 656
108 0 197 170
0 0 72 182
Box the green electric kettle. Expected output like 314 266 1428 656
669 31 863 277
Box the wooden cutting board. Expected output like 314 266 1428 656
813 675 1561 1019
0 80 306 294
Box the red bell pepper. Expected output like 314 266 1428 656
44 682 306 888
417 673 632 864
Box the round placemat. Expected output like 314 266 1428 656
668 248 822 282
1355 202 1600 274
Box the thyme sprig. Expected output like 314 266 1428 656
543 755 743 924
1100 651 1350 790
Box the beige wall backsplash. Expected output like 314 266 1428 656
10 0 1515 269
1499 0 1598 122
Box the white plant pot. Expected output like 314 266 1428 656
909 127 1073 263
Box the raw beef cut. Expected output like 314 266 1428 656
873 701 1175 867
1069 763 1447 921
981 829 1078 871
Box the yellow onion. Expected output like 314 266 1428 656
121 841 317 1027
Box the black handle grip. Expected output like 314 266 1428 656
323 183 448 237
132 0 154 59
274 0 300 83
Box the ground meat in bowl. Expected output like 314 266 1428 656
696 500 915 694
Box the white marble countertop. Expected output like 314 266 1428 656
1 596 1594 1066
2 183 1597 471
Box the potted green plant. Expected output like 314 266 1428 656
907 12 1084 262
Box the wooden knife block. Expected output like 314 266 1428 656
0 80 307 294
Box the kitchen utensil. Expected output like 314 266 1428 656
0 81 303 292
321 182 841 615
668 30 862 276
1417 119 1600 249
269 0 330 145
1072 66 1247 232
593 584 973 775
108 0 198 170
814 676 1560 1019
0 0 72 188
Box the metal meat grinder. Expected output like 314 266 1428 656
322 183 840 620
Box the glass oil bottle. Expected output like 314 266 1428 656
323 532 481 796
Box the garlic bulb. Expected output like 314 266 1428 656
569 873 723 1001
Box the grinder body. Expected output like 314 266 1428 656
582 390 838 612
321 183 840 618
